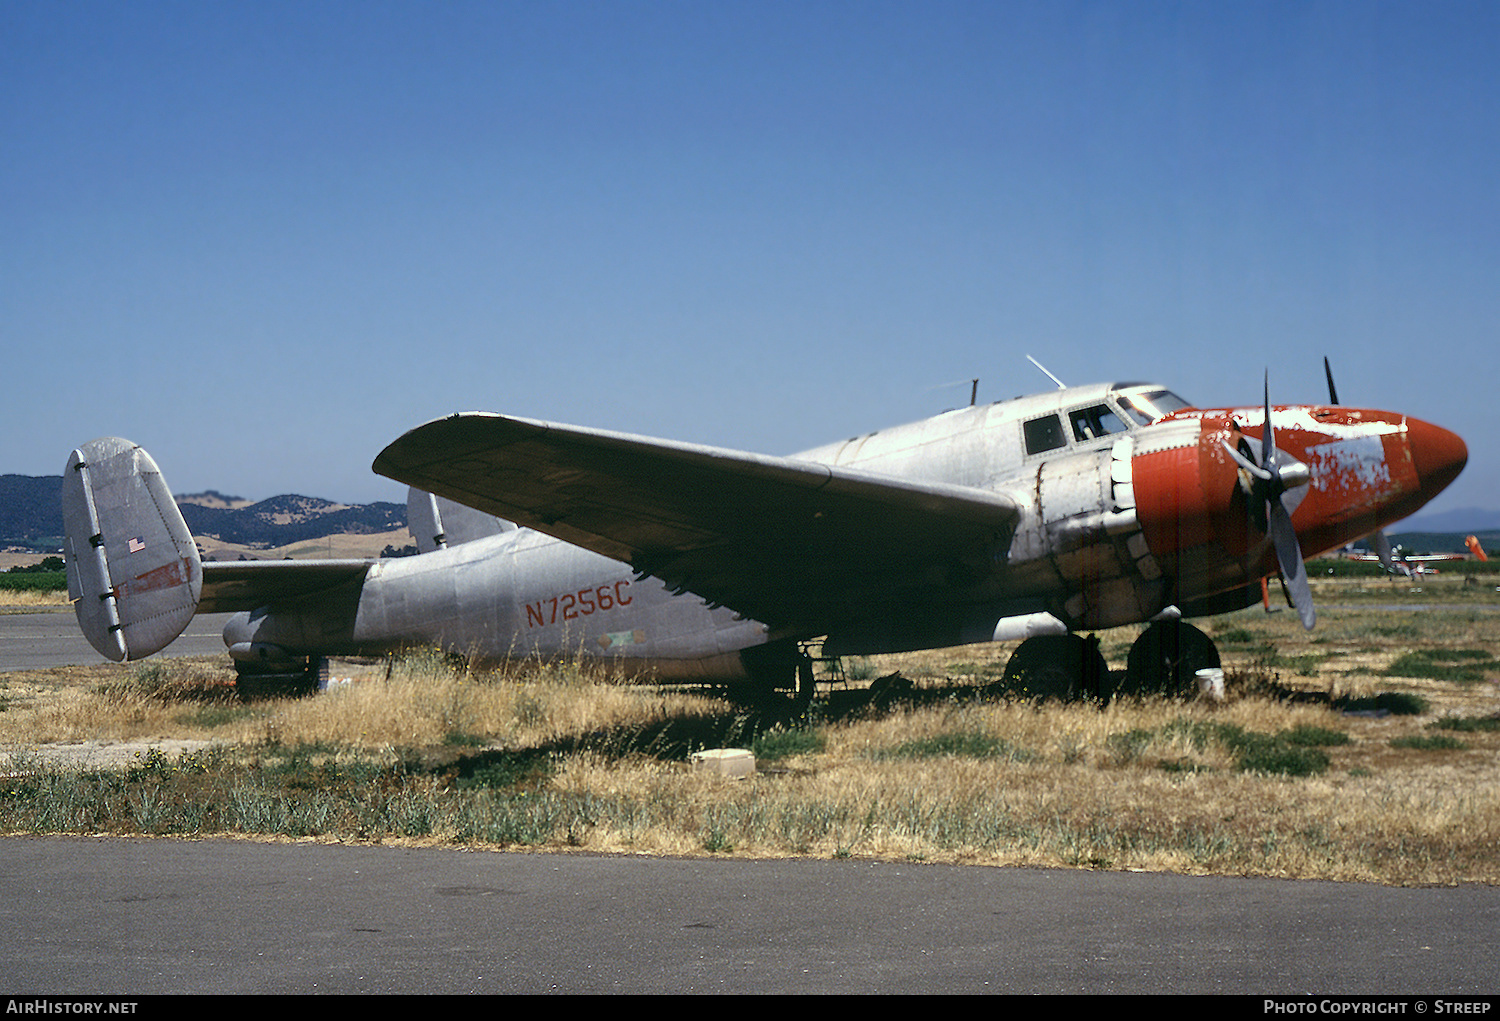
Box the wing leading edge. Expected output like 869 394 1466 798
372 413 1021 635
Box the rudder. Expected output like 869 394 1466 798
406 487 515 553
62 437 202 661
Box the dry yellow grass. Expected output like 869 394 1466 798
0 589 69 607
237 653 733 750
523 688 1500 882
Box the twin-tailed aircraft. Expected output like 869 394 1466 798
62 363 1467 701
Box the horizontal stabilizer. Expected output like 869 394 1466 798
62 438 202 661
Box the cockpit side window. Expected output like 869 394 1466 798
1069 404 1128 443
1023 414 1067 455
1115 389 1190 427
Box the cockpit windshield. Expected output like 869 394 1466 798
1113 388 1191 427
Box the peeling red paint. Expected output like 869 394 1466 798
1132 405 1466 599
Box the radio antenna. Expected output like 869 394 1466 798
1026 354 1067 390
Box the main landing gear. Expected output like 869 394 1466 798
1000 634 1109 701
1120 619 1221 698
738 642 818 711
1001 620 1221 702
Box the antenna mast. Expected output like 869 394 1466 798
1026 354 1067 390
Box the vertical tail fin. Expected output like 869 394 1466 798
405 487 515 553
62 438 202 661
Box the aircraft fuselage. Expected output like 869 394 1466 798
216 379 1467 688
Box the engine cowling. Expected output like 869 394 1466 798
1131 406 1467 607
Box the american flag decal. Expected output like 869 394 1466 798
128 537 146 553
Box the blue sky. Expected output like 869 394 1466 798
4 1 1496 523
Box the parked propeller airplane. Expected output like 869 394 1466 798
1342 534 1488 576
62 365 1467 701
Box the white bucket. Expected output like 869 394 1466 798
1195 667 1226 702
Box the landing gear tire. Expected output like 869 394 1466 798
1001 634 1108 702
737 642 815 713
235 657 323 700
1123 620 1220 697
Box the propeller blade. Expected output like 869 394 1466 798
1220 438 1273 481
1268 497 1316 630
1262 372 1277 475
1324 356 1339 406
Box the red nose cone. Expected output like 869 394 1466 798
1407 418 1468 503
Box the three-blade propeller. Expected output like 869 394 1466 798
1216 358 1399 631
1220 372 1316 629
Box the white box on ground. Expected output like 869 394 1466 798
690 748 756 778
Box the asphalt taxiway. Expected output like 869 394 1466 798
2 836 1497 995
0 609 236 671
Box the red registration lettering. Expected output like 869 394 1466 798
526 579 633 628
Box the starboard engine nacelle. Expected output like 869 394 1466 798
62 437 203 661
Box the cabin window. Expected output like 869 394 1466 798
1023 414 1067 455
1069 404 1128 442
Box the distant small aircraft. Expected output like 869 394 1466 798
1341 534 1488 576
61 362 1466 701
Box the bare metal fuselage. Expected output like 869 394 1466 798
223 528 767 679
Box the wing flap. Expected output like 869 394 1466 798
373 413 1020 631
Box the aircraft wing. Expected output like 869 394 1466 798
373 413 1021 634
198 560 375 613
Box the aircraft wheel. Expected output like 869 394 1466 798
1123 620 1220 698
235 659 319 701
737 642 815 711
1001 634 1107 702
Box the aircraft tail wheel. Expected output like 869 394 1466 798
235 658 320 701
1123 620 1220 697
1001 634 1108 702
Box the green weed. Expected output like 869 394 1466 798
1335 692 1430 716
1390 735 1467 751
1383 649 1495 684
753 726 826 762
875 731 1032 762
1430 715 1500 733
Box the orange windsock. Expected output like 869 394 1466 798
1466 535 1488 561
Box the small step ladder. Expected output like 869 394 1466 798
799 640 851 690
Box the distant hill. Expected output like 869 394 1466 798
176 490 254 510
178 494 405 547
0 474 64 545
1398 507 1500 533
1 474 405 550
